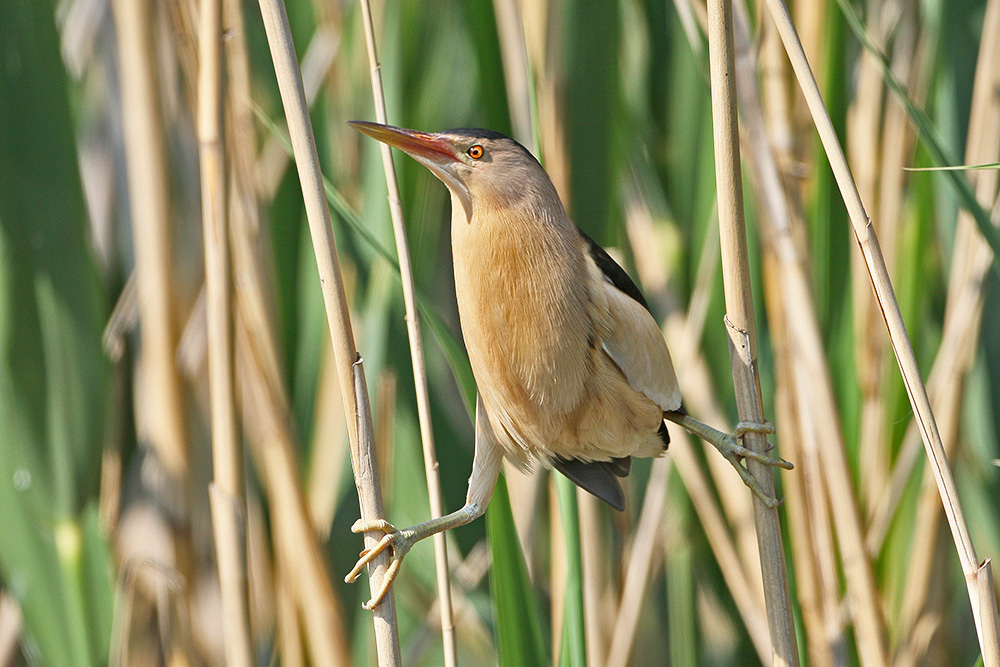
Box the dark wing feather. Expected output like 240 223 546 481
558 232 673 509
579 228 676 448
552 456 632 511
657 421 670 449
578 230 651 312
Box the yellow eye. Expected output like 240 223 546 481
467 145 484 159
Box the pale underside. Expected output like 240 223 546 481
451 197 682 471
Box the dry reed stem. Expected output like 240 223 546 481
673 0 771 604
243 496 275 649
684 216 766 587
274 545 305 667
374 372 397 507
763 258 838 667
758 20 844 665
896 0 1000 653
706 0 798 664
863 12 932 545
251 0 399 661
255 0 401 660
197 0 253 662
355 3 456 661
981 560 1000 666
732 2 887 661
492 0 533 145
873 3 923 270
868 195 999 560
666 320 773 661
238 328 351 664
110 0 188 477
626 192 770 660
605 457 671 667
667 426 773 660
863 3 923 533
0 594 21 667
306 345 349 537
218 3 354 660
760 0 1000 660
673 249 768 619
577 491 606 666
255 27 339 201
847 5 891 512
110 4 193 660
502 462 543 573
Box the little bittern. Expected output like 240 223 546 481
346 121 791 609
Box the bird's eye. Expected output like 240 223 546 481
467 145 484 159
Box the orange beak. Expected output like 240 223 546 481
348 121 460 165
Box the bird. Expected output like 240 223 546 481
345 121 792 609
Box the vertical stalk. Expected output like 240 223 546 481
705 0 799 664
731 1 887 660
554 476 586 667
761 0 1000 660
355 3 457 663
109 0 188 476
110 3 193 661
197 0 252 664
605 457 671 667
254 0 401 662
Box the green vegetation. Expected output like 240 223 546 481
0 0 998 664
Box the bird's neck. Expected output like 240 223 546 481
450 193 581 287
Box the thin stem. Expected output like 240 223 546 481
110 0 187 476
605 457 671 667
197 0 252 662
730 0 887 660
705 0 798 664
761 0 999 659
355 3 456 663
254 0 401 662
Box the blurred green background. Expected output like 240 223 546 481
0 0 998 664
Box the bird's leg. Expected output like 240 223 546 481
347 396 503 610
664 410 793 508
346 504 484 609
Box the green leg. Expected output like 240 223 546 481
664 411 792 507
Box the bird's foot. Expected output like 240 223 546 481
346 504 484 610
717 421 793 508
346 519 416 610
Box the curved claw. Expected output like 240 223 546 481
731 421 794 470
719 427 792 508
719 446 782 508
362 558 404 610
666 412 792 507
346 519 413 610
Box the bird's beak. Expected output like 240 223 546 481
348 121 460 165
348 121 472 216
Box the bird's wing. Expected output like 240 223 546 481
579 230 652 309
551 456 630 511
579 231 682 413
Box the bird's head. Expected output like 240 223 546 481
348 121 554 220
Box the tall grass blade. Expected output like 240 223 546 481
487 479 548 667
0 1 112 663
554 477 586 667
